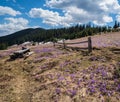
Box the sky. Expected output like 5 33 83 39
0 0 120 36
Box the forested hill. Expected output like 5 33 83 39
0 23 118 50
0 28 45 45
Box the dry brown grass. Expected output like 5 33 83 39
0 32 120 102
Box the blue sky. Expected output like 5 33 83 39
0 0 120 36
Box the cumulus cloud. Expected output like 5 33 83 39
30 0 120 26
29 8 72 26
0 6 21 16
116 15 120 22
0 18 29 36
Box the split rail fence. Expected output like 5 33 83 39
54 37 92 53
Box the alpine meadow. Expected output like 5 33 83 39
0 0 120 102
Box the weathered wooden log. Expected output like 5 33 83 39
10 48 30 60
14 48 30 54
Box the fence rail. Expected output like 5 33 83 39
57 40 88 45
54 37 92 53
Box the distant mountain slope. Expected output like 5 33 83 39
0 24 115 50
0 28 46 45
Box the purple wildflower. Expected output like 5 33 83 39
68 89 77 97
77 79 82 86
117 84 120 91
55 88 61 94
101 70 107 77
70 73 75 79
58 76 64 81
90 73 94 79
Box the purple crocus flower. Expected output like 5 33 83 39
55 88 61 94
68 89 77 97
101 70 107 77
117 84 120 91
58 76 64 81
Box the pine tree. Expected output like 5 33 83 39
113 20 118 28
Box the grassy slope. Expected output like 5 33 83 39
0 33 120 102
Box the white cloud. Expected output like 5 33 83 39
99 0 120 13
116 15 120 22
103 15 113 23
29 8 72 26
0 6 21 16
93 15 113 26
29 0 120 26
0 18 29 36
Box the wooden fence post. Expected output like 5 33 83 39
63 39 66 49
88 37 92 53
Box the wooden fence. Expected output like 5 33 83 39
54 37 92 53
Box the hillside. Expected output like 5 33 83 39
0 28 46 45
66 32 120 48
0 32 120 102
0 24 113 50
